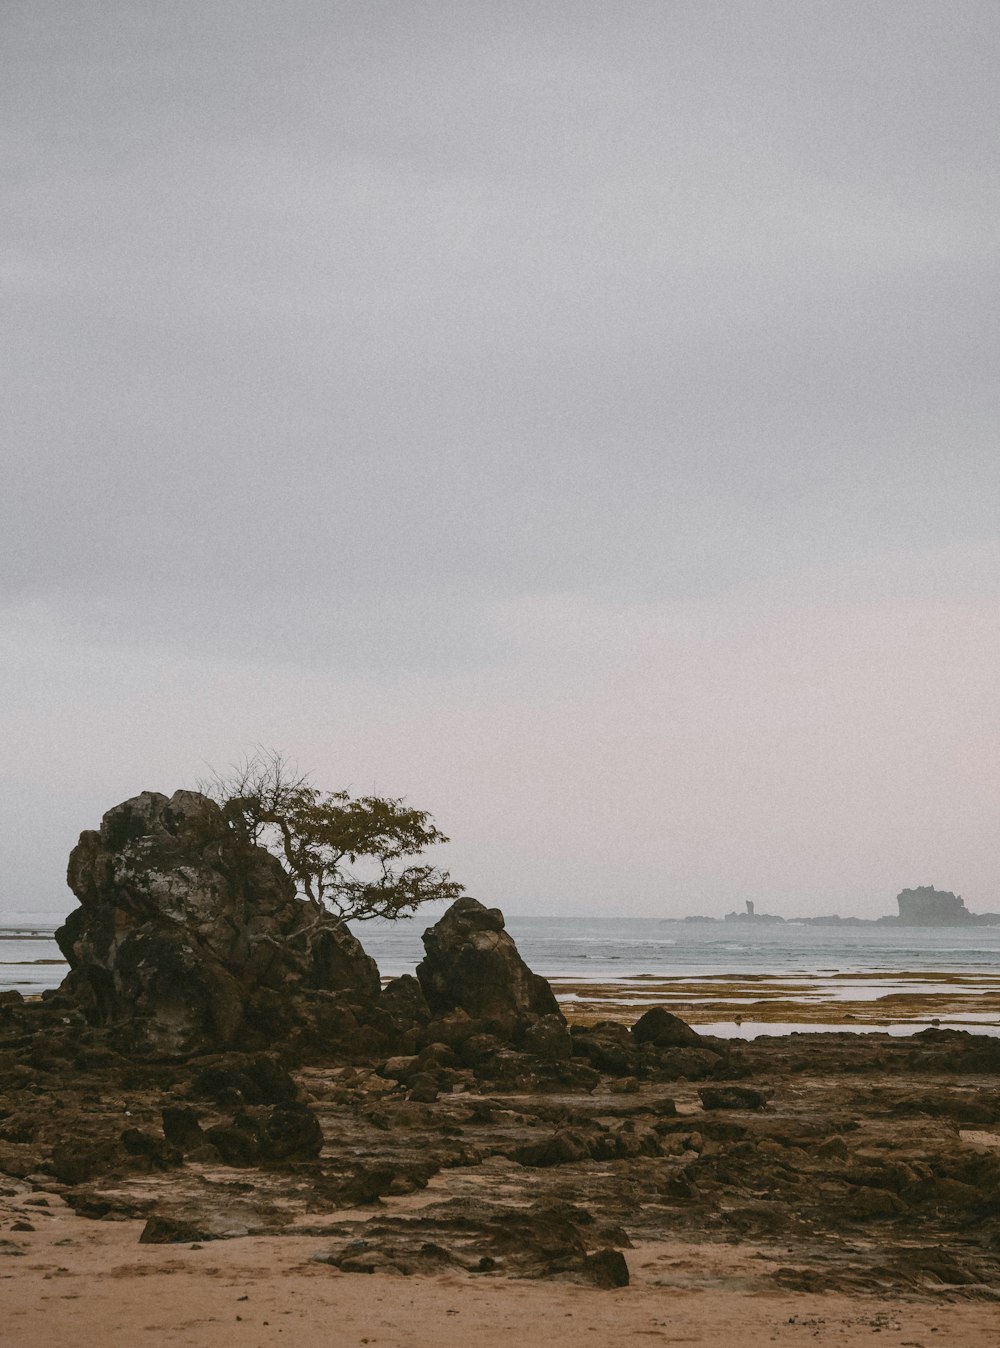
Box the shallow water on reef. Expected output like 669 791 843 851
693 1020 968 1038
2 909 999 1035
0 922 69 995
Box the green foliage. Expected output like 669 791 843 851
204 749 464 921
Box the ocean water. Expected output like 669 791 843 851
0 916 68 996
348 913 1000 981
7 909 1000 984
3 911 999 1034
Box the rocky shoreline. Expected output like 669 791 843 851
3 995 1000 1297
2 789 1000 1322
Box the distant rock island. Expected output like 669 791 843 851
687 887 1000 927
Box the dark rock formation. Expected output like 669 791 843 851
161 1105 208 1152
312 1198 629 1285
379 974 431 1025
5 977 1000 1295
415 896 562 1031
724 899 785 923
566 1014 731 1084
891 886 1000 926
698 1084 769 1111
189 1053 302 1107
631 1006 705 1048
204 1103 324 1165
897 886 967 924
56 790 381 1057
571 1021 638 1076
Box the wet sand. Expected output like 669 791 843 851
2 1195 997 1348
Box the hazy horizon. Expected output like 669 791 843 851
1 865 990 926
0 890 992 925
4 3 999 920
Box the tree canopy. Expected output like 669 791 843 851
204 750 464 922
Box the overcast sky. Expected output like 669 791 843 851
3 2 999 919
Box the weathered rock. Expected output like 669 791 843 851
571 1022 641 1077
891 1245 980 1286
56 790 381 1056
120 1127 179 1169
139 1213 251 1243
379 1054 420 1083
309 1196 628 1286
380 975 431 1024
190 1055 301 1107
48 1139 118 1186
580 1247 630 1287
204 1102 323 1166
816 1134 850 1159
845 1185 908 1218
889 1088 1000 1125
252 1102 324 1161
474 1049 601 1094
415 897 561 1030
520 1014 574 1062
699 1085 769 1111
161 1105 207 1152
457 1032 506 1066
5 1004 1000 1294
631 1007 704 1048
406 1073 440 1103
414 1042 459 1074
645 1046 726 1080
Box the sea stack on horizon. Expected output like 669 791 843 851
892 886 1000 927
718 888 1000 926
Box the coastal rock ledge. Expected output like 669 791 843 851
416 894 562 1027
57 789 382 1057
53 790 571 1066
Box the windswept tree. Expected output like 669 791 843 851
203 749 464 922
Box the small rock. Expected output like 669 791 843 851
698 1085 769 1111
580 1248 629 1287
631 1008 703 1048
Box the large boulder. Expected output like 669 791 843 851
415 897 561 1032
56 790 381 1056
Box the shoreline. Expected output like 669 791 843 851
550 970 1000 1036
3 1199 998 1347
6 966 1000 1036
3 1034 1000 1345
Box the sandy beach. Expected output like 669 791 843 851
3 1024 1000 1348
3 829 999 1347
3 1192 998 1348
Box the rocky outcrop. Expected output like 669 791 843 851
892 886 1000 926
56 790 381 1057
415 897 562 1033
897 887 968 924
4 973 1000 1294
566 1012 729 1083
53 794 570 1064
631 1007 705 1049
312 1198 630 1284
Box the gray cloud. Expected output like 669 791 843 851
3 2 999 912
